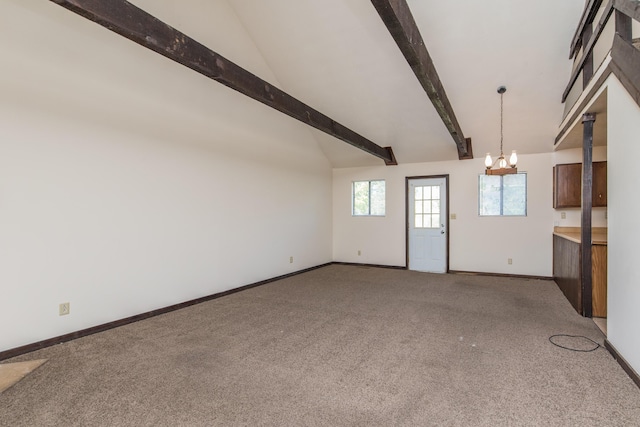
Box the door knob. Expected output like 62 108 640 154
441 230 445 234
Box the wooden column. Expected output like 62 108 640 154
581 113 596 318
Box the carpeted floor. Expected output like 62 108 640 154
1 264 639 426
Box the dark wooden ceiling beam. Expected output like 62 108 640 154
370 0 472 160
50 0 397 165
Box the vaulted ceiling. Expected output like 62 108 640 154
8 0 586 168
225 0 587 167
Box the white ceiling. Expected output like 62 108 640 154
68 0 589 168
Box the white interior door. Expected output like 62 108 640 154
408 177 447 273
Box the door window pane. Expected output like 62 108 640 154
432 186 440 199
414 185 441 228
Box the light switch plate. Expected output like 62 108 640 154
59 302 70 316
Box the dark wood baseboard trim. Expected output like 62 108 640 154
331 262 407 270
334 265 551 279
449 270 554 281
0 263 554 361
0 263 331 362
335 264 552 280
604 339 640 390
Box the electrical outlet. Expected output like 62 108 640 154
561 212 566 219
357 250 361 256
508 258 513 265
450 213 457 220
289 256 293 264
59 302 70 316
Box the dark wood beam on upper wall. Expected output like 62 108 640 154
569 0 603 59
610 33 640 107
614 0 640 23
50 0 397 166
615 8 633 41
370 0 473 160
562 1 614 102
582 24 594 87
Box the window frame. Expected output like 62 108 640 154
478 173 527 217
413 184 441 229
352 179 386 217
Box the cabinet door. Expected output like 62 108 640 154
553 161 607 208
591 245 607 317
554 163 582 208
593 161 607 207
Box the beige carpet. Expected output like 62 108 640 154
1 265 639 426
0 359 47 393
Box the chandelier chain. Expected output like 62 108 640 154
500 91 504 156
485 85 516 175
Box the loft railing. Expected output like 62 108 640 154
561 0 640 118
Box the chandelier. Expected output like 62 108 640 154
485 86 517 175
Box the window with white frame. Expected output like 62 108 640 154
414 185 441 228
352 180 385 216
479 173 527 216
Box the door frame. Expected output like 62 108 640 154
405 175 450 272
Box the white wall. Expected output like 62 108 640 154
333 152 555 276
0 1 332 352
607 76 640 375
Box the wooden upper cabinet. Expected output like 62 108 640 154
592 161 607 207
553 161 607 208
554 163 582 208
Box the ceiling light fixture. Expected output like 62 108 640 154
485 86 517 175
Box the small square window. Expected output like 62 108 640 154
479 173 527 216
353 180 385 216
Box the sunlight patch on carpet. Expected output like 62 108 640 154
0 359 48 393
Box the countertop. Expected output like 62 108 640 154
553 227 607 245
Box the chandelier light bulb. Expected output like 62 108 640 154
485 153 493 168
499 156 507 169
510 150 518 167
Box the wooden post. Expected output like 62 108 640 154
581 113 596 318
